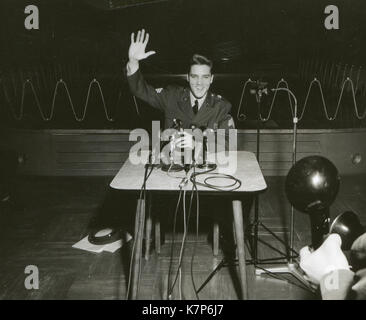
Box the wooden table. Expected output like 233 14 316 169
110 151 267 299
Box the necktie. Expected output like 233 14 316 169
193 100 199 114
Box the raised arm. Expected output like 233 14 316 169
126 29 170 112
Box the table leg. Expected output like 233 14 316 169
131 198 145 300
232 200 248 300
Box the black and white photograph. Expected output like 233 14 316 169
0 0 365 305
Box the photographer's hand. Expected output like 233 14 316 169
299 234 350 285
351 232 366 271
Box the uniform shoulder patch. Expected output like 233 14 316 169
213 93 225 101
228 116 235 129
155 88 164 94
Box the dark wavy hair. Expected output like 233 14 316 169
188 54 213 74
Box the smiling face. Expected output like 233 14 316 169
187 64 213 99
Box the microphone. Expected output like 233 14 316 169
249 79 269 88
197 126 216 170
172 118 183 130
249 80 269 96
161 118 184 172
189 124 198 168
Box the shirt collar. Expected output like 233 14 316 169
190 92 207 110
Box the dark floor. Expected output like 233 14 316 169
0 174 365 300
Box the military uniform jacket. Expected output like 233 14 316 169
127 69 233 130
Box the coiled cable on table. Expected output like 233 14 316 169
190 166 242 192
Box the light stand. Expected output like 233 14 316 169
255 87 314 292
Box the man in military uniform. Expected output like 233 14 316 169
121 29 236 260
90 31 236 262
126 29 234 151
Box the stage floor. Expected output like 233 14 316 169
0 174 365 300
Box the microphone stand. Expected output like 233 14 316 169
254 87 314 292
247 82 296 265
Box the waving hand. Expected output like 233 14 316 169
129 29 156 63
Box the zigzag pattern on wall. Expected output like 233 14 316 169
0 78 119 122
1 61 365 124
237 63 366 123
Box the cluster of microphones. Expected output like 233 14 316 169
159 118 217 173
